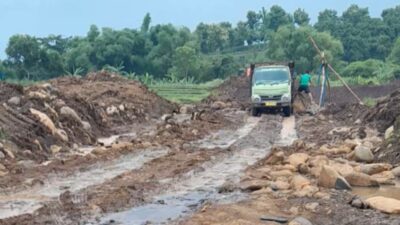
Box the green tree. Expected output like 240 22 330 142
294 8 310 26
388 38 400 64
382 6 400 41
264 5 293 31
314 9 341 35
169 45 197 80
141 13 152 33
87 25 100 42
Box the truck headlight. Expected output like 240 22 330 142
281 94 291 102
252 95 261 103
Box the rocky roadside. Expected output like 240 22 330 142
181 112 400 225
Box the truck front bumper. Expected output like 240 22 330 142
252 101 291 109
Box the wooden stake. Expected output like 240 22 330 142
309 36 364 105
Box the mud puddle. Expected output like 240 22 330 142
0 148 169 219
97 115 297 225
352 181 400 200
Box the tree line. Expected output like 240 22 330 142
1 4 400 82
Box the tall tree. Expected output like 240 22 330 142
141 13 152 33
294 8 310 26
388 38 400 65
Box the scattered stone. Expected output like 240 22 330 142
266 151 285 165
293 185 319 198
240 180 270 192
0 151 5 159
313 192 330 200
318 165 352 190
28 91 50 101
118 104 125 112
30 108 57 134
269 170 293 179
287 153 309 168
211 101 226 110
270 180 290 191
82 121 91 131
329 162 355 177
366 196 400 214
392 167 400 177
260 215 289 223
50 145 62 154
218 181 237 193
60 106 82 123
288 216 313 225
350 196 369 209
360 163 392 175
371 171 395 185
8 96 21 105
345 172 379 187
354 145 374 163
305 202 319 212
180 105 194 114
291 175 311 190
55 129 69 142
298 163 310 174
344 139 360 150
3 148 15 159
106 106 119 115
385 126 394 140
0 163 6 171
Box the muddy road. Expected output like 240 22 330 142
0 107 296 225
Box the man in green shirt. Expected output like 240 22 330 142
298 70 314 102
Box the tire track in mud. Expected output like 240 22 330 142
0 148 169 220
96 115 296 225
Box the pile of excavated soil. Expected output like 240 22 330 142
0 72 177 162
205 75 251 107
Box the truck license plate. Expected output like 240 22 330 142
265 101 277 107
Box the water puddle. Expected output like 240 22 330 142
97 116 297 225
352 181 400 200
0 148 169 219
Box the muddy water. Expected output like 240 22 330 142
0 148 168 219
98 115 297 225
352 181 400 200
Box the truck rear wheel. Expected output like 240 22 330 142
251 107 259 117
283 106 291 117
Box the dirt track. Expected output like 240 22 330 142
0 75 400 225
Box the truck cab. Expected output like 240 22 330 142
250 64 293 117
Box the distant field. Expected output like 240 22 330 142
149 79 223 103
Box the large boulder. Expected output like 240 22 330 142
30 108 57 135
354 145 374 163
366 197 400 214
318 165 351 190
60 106 82 124
360 163 392 175
344 172 379 187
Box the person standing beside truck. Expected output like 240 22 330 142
298 70 314 102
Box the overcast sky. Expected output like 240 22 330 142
1 0 399 59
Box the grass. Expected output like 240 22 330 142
363 97 377 107
149 79 224 103
4 78 37 86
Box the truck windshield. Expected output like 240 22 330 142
253 68 289 85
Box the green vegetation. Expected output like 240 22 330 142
149 79 223 103
0 4 400 85
363 97 378 107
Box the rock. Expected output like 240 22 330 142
30 108 57 135
318 165 352 190
8 96 21 105
211 101 226 110
269 170 293 179
240 180 270 192
266 151 285 165
293 185 319 198
50 145 62 154
392 167 400 177
314 192 330 200
55 129 69 142
371 171 395 185
106 106 119 115
345 172 379 187
0 163 6 171
350 196 369 209
60 106 82 123
0 151 5 159
118 104 125 112
260 215 289 223
180 105 194 114
329 162 355 177
305 202 319 212
385 126 394 140
344 139 360 150
354 145 374 163
287 153 309 168
82 121 91 131
218 181 237 193
366 197 400 214
291 175 311 190
2 148 15 159
270 180 290 191
298 163 310 174
288 217 313 225
360 163 392 175
28 91 50 100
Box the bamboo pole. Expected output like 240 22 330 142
309 36 364 105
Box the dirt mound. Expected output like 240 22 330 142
205 75 250 107
0 72 177 162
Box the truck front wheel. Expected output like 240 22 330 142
251 107 259 117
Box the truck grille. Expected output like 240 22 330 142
260 95 282 101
